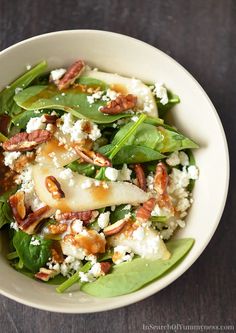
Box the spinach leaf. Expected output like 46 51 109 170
13 231 52 273
81 238 194 297
67 161 96 177
45 274 67 285
110 205 131 224
0 187 16 229
0 61 47 116
156 90 180 118
101 122 198 160
100 145 165 164
14 85 132 124
77 76 108 90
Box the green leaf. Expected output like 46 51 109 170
67 161 96 177
0 187 17 229
13 231 52 273
81 238 194 297
100 145 165 164
0 61 47 116
14 85 132 124
0 132 7 142
104 122 198 158
156 90 180 118
110 205 131 224
45 274 67 285
77 76 108 90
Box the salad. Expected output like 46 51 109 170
0 60 199 297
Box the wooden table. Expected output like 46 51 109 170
0 1 235 332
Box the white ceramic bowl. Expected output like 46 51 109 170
0 30 229 313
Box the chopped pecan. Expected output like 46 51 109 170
42 114 58 124
103 219 128 236
35 268 59 282
48 223 68 234
9 191 26 221
154 162 174 211
100 94 137 114
100 262 111 275
74 146 111 167
134 164 147 191
45 176 65 200
51 247 64 263
136 198 156 222
56 210 92 224
154 162 168 195
20 206 54 234
12 152 35 173
57 60 85 90
3 130 52 152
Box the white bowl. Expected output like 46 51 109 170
0 30 229 313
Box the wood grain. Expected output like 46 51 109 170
0 0 235 332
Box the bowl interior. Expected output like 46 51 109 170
0 30 229 313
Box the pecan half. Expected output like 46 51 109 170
56 210 92 224
100 262 111 275
57 60 85 90
35 268 59 282
136 198 156 222
45 176 65 200
20 206 54 234
3 130 52 152
74 146 111 167
9 191 26 221
154 162 168 195
41 114 58 124
134 164 147 191
100 94 137 114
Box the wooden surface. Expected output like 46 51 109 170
0 0 235 332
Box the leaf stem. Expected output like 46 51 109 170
7 251 19 260
109 113 147 159
56 262 91 293
150 216 168 223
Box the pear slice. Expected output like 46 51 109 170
36 137 79 168
83 70 158 117
32 165 149 212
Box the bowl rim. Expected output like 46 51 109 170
0 29 230 313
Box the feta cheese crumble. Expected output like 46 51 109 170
50 68 66 81
105 167 119 181
3 151 21 168
97 212 110 229
26 116 45 133
153 82 169 105
30 237 40 246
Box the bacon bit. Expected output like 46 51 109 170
51 247 64 263
100 94 137 114
41 114 58 124
136 198 156 222
56 210 92 224
45 176 65 200
9 191 26 222
134 164 147 191
35 268 58 282
57 60 85 90
48 223 68 234
154 162 168 195
2 130 52 152
74 146 111 167
100 262 111 275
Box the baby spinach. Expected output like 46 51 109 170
81 238 194 297
100 145 165 164
77 76 108 90
14 85 132 124
156 90 180 118
110 205 131 224
13 231 52 273
100 122 198 164
67 161 96 177
0 61 47 116
0 187 16 229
